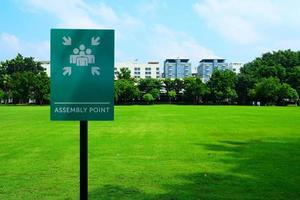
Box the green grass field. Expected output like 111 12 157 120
0 105 300 200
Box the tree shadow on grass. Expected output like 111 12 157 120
89 184 149 200
89 140 300 200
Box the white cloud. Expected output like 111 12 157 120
147 25 216 66
12 0 144 60
14 0 217 64
194 0 300 45
0 33 21 53
24 0 142 32
25 0 96 28
27 41 50 60
256 39 300 57
138 0 161 13
0 32 49 61
22 0 145 59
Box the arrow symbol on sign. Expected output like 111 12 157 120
91 67 100 76
91 36 100 46
62 36 72 45
63 67 72 76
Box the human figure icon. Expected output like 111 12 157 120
76 44 88 66
70 48 79 64
86 48 95 64
79 44 86 54
69 44 95 67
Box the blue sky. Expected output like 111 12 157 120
1 0 300 66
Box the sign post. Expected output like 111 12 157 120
80 121 88 200
50 29 114 199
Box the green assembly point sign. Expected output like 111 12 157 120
50 29 114 121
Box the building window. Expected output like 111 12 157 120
134 72 140 75
145 76 151 78
134 67 140 70
145 72 151 75
156 76 160 78
134 76 140 78
156 71 160 74
145 67 151 70
156 67 159 70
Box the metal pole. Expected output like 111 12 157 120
80 121 88 200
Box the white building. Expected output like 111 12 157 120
115 61 160 79
228 62 243 74
40 61 50 76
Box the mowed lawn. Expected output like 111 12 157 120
0 106 300 200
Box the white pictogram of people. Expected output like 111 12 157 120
70 44 95 67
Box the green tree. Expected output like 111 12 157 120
117 68 132 80
0 74 13 103
174 78 184 95
0 89 4 102
238 50 300 105
138 78 162 101
143 93 154 104
32 72 50 104
0 54 49 104
139 78 162 92
235 74 256 104
277 83 299 105
241 50 300 83
10 72 35 104
207 70 237 103
114 79 139 104
286 66 300 95
257 65 286 81
114 67 139 104
168 90 176 103
183 77 207 104
149 88 160 100
1 53 44 75
253 77 281 105
163 78 175 93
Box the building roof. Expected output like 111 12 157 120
165 58 190 63
199 58 226 63
148 61 159 64
39 61 50 64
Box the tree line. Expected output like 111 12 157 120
0 54 50 104
0 50 300 105
115 49 300 106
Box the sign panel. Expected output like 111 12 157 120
50 29 114 121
